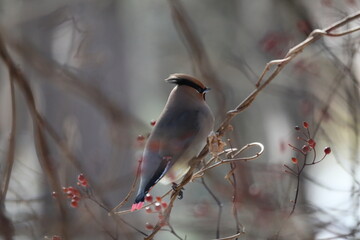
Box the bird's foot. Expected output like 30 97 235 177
172 182 184 200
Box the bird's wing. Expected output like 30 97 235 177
143 109 202 187
156 109 201 160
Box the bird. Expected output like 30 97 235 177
131 73 214 211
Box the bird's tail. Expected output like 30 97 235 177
131 192 146 212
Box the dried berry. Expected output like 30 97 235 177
70 199 79 208
302 145 310 153
78 174 85 182
145 222 154 230
145 193 153 202
324 147 331 155
145 207 152 213
154 202 162 212
137 135 145 142
308 139 316 148
161 202 168 209
52 192 57 199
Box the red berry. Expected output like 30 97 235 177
78 173 85 182
72 189 81 197
70 199 79 208
67 187 75 194
303 121 309 128
145 207 152 213
62 187 68 193
137 135 145 142
150 120 156 126
161 202 168 209
156 196 162 202
308 139 316 148
66 191 74 198
324 147 331 155
145 222 154 230
294 126 300 131
52 236 62 240
302 145 310 153
291 157 298 164
154 202 162 212
145 193 153 202
52 192 57 199
79 179 88 187
72 196 80 202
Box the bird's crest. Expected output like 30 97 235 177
165 73 210 94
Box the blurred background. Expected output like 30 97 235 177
0 0 359 239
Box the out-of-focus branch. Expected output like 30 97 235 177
169 0 226 115
0 70 16 205
0 33 69 239
0 64 17 240
201 178 223 239
2 31 147 132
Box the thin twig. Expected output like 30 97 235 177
201 178 223 239
111 158 142 212
192 142 264 180
84 204 117 240
164 223 184 240
211 232 244 240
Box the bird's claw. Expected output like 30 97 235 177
172 183 184 200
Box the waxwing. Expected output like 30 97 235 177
131 74 214 211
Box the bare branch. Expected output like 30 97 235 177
0 66 17 203
0 33 69 239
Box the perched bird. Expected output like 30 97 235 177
131 74 214 211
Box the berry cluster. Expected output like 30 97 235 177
62 186 81 208
77 173 88 187
143 193 168 230
285 122 332 215
52 173 89 208
288 121 331 166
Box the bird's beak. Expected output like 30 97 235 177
202 87 211 93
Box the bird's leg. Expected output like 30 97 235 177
171 182 185 200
